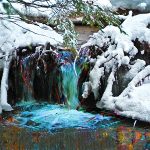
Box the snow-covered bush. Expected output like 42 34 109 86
81 12 150 122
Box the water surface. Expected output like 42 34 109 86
0 102 150 150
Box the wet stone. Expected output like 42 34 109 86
25 120 40 126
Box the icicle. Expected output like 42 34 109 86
133 120 137 128
82 82 91 99
73 56 78 77
0 52 13 112
0 105 2 114
73 47 82 77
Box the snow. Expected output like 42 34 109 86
0 0 112 19
111 0 150 12
0 0 56 17
0 2 6 13
82 24 138 57
11 3 53 18
115 83 150 122
96 70 116 110
0 17 63 53
137 3 147 11
82 82 91 99
0 54 13 112
83 0 112 9
121 56 130 65
98 63 150 123
121 65 150 97
0 0 69 22
82 12 150 122
125 59 146 80
121 13 150 43
89 64 104 99
97 65 150 122
93 0 112 8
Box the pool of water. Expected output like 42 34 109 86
0 102 150 150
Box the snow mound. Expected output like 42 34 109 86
97 66 150 122
115 83 150 122
122 13 150 43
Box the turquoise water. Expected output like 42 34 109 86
13 102 112 131
0 102 150 149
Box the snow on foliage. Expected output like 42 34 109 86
125 59 146 79
83 0 112 9
122 13 150 43
0 0 112 18
82 13 150 122
0 0 55 17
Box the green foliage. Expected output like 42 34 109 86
72 1 121 28
57 18 78 50
2 1 12 15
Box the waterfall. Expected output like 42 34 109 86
8 48 82 109
58 50 81 109
61 63 79 109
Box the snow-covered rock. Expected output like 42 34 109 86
82 12 150 122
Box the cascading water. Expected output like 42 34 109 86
17 48 81 108
60 51 81 109
1 45 150 150
5 46 116 131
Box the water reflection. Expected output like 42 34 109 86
0 103 150 150
0 126 116 150
116 126 150 150
0 125 150 150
